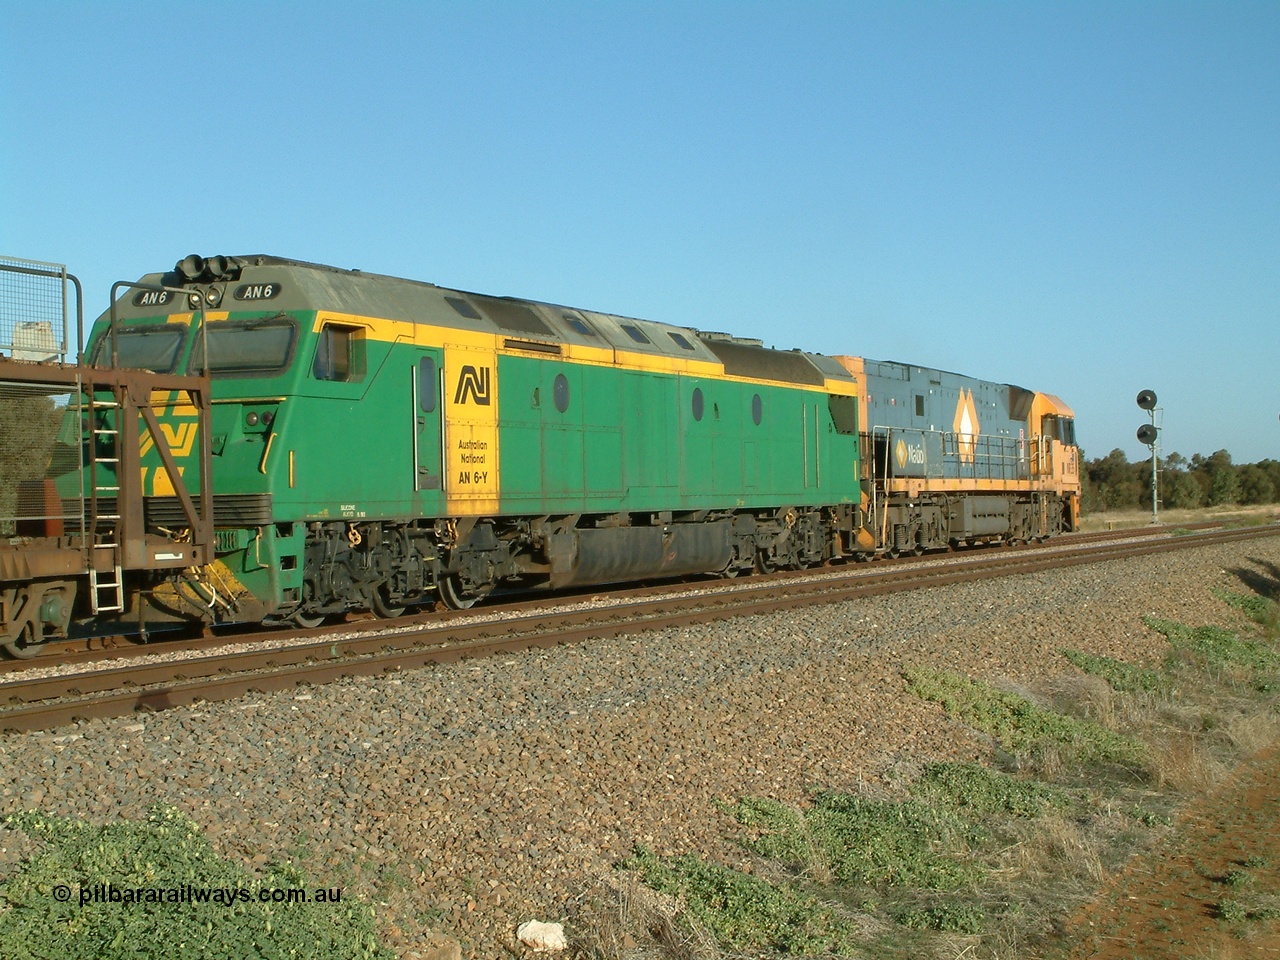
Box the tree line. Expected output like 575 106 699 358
5 393 1278 521
0 393 70 528
1083 448 1280 513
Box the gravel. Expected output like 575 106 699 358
2 536 1278 959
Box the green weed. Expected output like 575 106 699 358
1061 649 1168 694
1217 896 1280 923
891 899 985 933
727 792 981 890
617 846 861 956
1224 869 1254 889
911 761 1069 818
903 667 1147 768
1212 588 1280 632
1145 617 1280 687
0 805 393 960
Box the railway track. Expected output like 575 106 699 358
3 523 1276 733
0 521 1230 676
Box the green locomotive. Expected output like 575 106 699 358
69 255 868 628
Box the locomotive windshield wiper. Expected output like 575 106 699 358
243 312 290 329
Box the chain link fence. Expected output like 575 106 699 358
0 258 80 533
0 256 70 363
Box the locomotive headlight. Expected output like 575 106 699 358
246 412 260 426
261 411 274 426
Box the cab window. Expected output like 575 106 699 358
189 316 297 378
90 324 187 373
1041 415 1077 445
313 323 366 382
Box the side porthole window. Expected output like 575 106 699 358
314 324 366 382
553 373 570 413
418 357 437 412
692 387 704 422
752 393 762 425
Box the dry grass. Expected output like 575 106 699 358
1149 735 1229 794
1030 814 1107 885
1222 709 1280 756
1080 504 1279 533
568 874 716 960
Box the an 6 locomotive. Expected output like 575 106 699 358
0 255 1079 656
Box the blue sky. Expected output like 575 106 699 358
3 1 1277 464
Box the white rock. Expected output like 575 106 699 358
516 919 567 953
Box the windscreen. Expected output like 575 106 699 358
189 316 297 377
89 324 188 373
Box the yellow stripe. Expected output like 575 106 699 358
884 477 1076 495
315 309 859 395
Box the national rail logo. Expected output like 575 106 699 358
953 389 980 464
453 365 492 405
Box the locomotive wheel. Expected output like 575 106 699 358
369 585 406 619
718 557 745 579
2 624 40 659
439 576 485 611
755 551 776 574
292 610 325 629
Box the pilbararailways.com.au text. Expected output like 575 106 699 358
55 883 343 907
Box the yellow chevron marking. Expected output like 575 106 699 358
139 421 199 460
953 388 980 465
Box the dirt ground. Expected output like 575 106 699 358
1062 743 1280 959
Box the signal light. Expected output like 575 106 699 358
1136 388 1160 524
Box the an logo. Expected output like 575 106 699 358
453 365 492 405
139 421 200 459
953 388 980 464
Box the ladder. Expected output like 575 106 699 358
86 388 124 614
